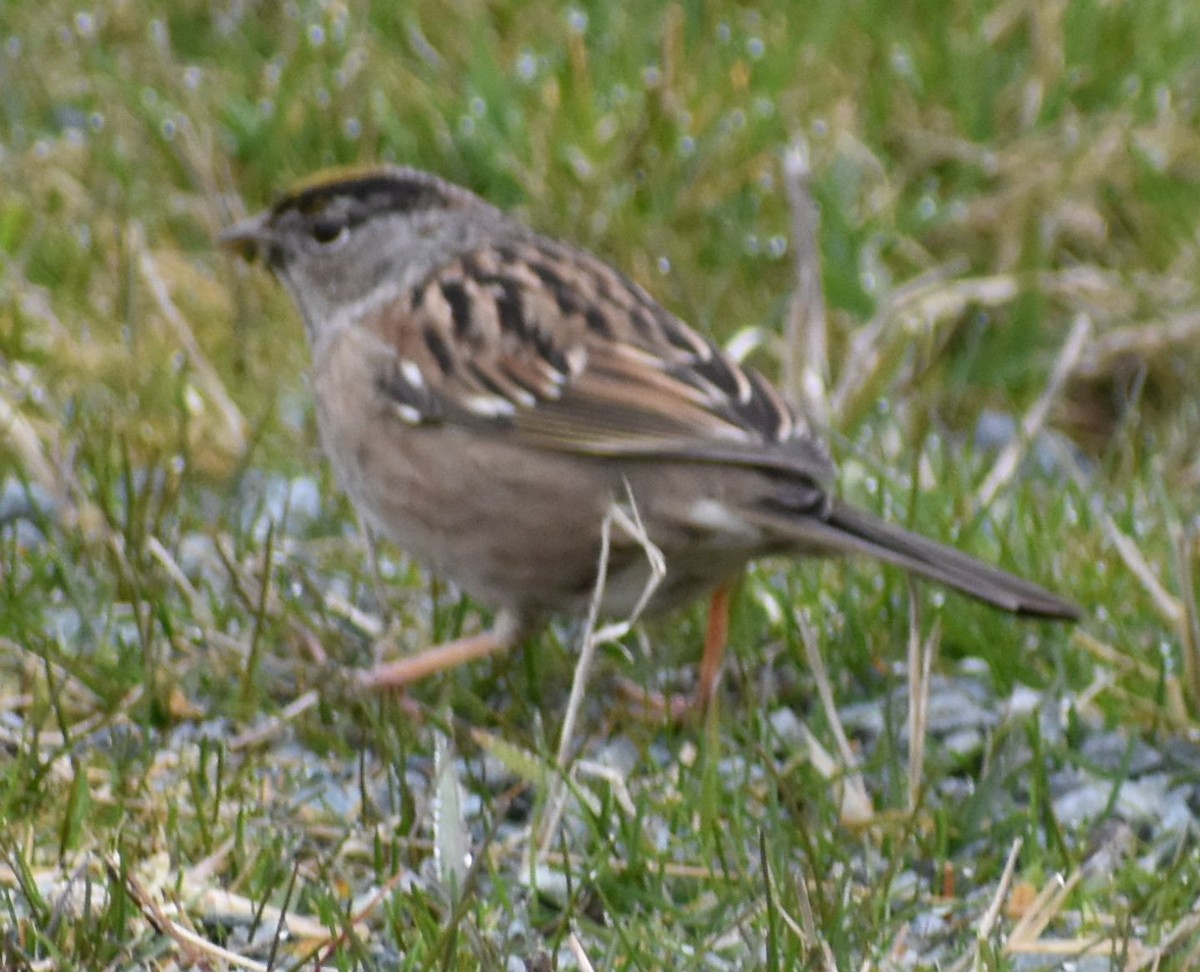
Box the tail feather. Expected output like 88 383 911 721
761 499 1081 621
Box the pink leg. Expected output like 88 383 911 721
358 628 514 690
617 582 733 721
696 582 731 710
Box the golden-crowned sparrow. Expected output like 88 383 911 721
220 166 1079 702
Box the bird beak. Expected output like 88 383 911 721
218 211 273 262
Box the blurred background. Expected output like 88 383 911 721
3 0 1200 966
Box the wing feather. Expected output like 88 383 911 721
360 237 820 480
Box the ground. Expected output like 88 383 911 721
2 1 1200 968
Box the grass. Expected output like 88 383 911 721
3 0 1200 967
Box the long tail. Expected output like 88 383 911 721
760 499 1081 620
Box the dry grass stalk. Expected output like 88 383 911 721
973 313 1091 511
758 841 835 966
109 856 270 972
791 858 836 970
0 390 61 502
830 270 1009 426
1170 520 1200 708
1075 309 1200 381
1098 512 1183 630
136 230 247 455
782 137 829 425
978 837 1023 943
1126 902 1200 971
145 535 214 627
905 579 940 814
0 368 109 538
945 837 1023 972
1006 868 1081 950
797 611 873 824
536 485 664 861
566 931 597 971
228 689 320 750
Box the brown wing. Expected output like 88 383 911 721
361 236 832 482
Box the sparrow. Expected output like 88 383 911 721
220 166 1079 705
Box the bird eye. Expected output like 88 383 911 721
310 217 348 247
